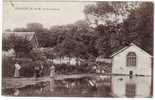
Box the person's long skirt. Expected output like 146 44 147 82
14 69 20 77
50 70 55 77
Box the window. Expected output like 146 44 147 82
127 52 136 66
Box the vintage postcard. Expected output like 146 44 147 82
2 0 153 98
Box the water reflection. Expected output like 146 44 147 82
13 88 20 96
125 82 136 97
111 76 152 98
2 76 152 97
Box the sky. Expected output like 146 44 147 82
3 1 94 30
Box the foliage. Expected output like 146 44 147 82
2 56 15 77
55 63 93 74
2 37 13 51
19 61 34 77
14 37 33 57
84 2 140 26
55 37 87 59
30 49 47 61
13 28 28 32
123 2 153 54
3 2 153 60
84 2 153 56
26 23 43 30
2 57 34 77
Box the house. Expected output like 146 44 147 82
3 32 39 49
112 76 152 97
111 43 152 76
3 32 39 57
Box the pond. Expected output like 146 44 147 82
2 75 152 98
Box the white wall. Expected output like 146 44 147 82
49 57 81 65
112 45 152 76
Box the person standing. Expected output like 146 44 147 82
39 62 44 76
14 62 21 78
50 64 55 78
34 64 40 78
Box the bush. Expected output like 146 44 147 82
19 60 51 77
2 57 35 77
19 61 34 77
54 63 92 74
2 56 15 77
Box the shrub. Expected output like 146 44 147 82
19 61 34 77
2 56 15 77
2 57 35 77
54 63 92 74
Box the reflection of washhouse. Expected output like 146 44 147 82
92 76 112 97
111 76 152 98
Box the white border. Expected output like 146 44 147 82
0 0 154 100
2 0 155 1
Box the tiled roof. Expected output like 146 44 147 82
111 43 152 57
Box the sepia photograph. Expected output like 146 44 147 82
2 0 153 98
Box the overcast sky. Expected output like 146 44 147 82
3 1 94 30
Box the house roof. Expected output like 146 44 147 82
111 43 152 57
3 32 35 41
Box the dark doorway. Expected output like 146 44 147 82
129 71 133 76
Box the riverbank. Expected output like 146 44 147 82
2 74 100 89
2 73 151 89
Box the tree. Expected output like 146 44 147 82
95 24 112 57
123 2 153 54
4 29 12 32
74 20 90 31
2 37 13 51
49 25 68 47
84 2 140 26
30 49 47 61
13 28 28 32
55 36 88 60
83 2 149 57
26 23 50 47
26 23 44 32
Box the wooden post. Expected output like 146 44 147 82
50 65 55 78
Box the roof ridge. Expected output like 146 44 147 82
111 42 152 57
